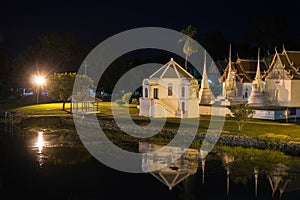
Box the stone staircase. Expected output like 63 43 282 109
155 99 180 117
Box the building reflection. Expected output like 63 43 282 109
139 143 199 190
139 143 300 198
138 141 300 199
217 152 299 199
267 163 291 199
218 152 235 197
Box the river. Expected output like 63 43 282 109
1 129 300 199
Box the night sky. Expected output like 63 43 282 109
1 0 300 59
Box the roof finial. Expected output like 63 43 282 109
229 44 232 73
236 52 240 59
275 46 278 54
83 61 88 75
170 57 174 61
203 50 207 76
282 44 286 52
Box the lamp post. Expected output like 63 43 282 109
34 76 45 104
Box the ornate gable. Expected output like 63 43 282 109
266 59 291 80
264 49 300 80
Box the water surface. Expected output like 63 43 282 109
1 130 300 199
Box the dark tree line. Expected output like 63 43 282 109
2 16 300 94
10 33 90 87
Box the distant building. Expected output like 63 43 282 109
264 47 300 107
139 58 199 118
219 48 269 102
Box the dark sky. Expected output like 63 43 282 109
1 0 300 58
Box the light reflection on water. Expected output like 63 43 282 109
30 130 91 166
34 131 47 167
36 131 45 154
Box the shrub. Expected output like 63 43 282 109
131 98 138 105
122 92 132 104
115 99 125 106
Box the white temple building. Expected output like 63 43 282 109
139 58 199 118
137 46 300 120
264 47 300 107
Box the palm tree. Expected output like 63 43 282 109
178 25 198 70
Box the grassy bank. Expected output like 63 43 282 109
10 103 72 115
10 102 300 144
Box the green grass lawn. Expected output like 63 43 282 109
10 102 300 143
11 103 72 115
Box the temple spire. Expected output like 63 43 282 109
228 44 232 76
224 44 238 98
255 48 262 80
199 50 212 104
201 50 209 88
248 48 267 106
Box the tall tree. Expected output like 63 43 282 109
47 72 94 110
178 25 198 70
0 44 8 83
11 33 89 87
245 17 288 52
202 30 228 60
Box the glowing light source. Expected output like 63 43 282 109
34 76 46 85
33 75 46 104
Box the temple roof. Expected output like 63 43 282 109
264 48 300 79
149 58 194 79
219 58 269 83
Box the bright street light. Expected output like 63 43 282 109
33 75 46 104
34 76 46 85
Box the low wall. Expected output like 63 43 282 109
199 105 231 116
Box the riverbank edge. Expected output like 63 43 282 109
7 115 300 156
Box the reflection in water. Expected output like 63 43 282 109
254 168 259 198
218 151 299 199
36 131 45 154
139 143 198 190
267 163 291 199
31 130 91 166
34 131 47 167
218 152 235 196
140 142 300 199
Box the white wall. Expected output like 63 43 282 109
252 110 275 120
266 79 291 106
291 80 300 107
